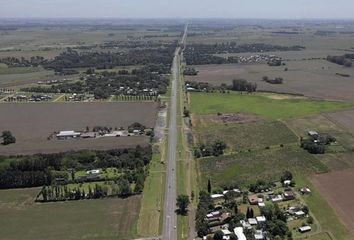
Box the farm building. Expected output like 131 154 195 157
308 131 319 137
56 130 81 140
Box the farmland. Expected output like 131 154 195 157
193 117 298 152
190 92 354 119
0 187 141 240
0 102 157 154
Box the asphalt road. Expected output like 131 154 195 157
162 24 188 240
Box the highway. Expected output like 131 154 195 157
162 24 188 240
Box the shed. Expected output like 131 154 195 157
299 225 312 233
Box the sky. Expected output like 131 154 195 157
0 0 353 19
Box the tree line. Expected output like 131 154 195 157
0 146 152 189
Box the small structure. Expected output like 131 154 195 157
254 230 265 240
308 131 319 138
256 216 266 224
86 169 101 175
248 218 258 225
56 130 81 140
81 132 96 138
258 202 266 207
248 194 259 205
295 210 306 218
283 191 296 201
270 194 283 202
298 225 312 233
300 187 311 194
234 227 246 240
240 220 252 230
211 194 224 200
283 180 291 186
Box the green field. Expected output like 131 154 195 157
0 187 141 240
190 92 354 119
0 66 41 75
198 146 328 188
194 118 298 152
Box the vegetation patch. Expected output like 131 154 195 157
198 147 328 188
190 92 354 119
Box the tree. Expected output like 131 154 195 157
207 179 212 194
176 194 190 215
246 207 254 218
213 230 224 240
1 131 16 145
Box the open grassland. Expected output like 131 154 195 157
190 92 353 119
0 187 141 240
198 146 328 188
312 170 354 236
0 102 157 155
295 175 353 240
137 154 165 237
193 117 298 152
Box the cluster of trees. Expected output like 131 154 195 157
194 140 227 158
42 47 176 70
0 146 152 189
262 76 284 84
301 133 336 154
99 40 178 50
185 43 304 65
183 67 199 76
22 65 169 99
37 176 139 202
327 55 353 67
1 131 16 145
230 79 257 92
176 194 190 215
0 56 45 67
249 180 275 193
260 204 292 239
196 191 214 237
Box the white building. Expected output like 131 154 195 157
56 130 81 139
234 227 246 240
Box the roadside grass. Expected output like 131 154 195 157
296 175 352 240
137 154 166 237
198 147 328 188
0 187 141 240
193 118 298 152
190 92 354 119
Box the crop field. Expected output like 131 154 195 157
312 169 354 236
190 92 354 119
0 187 141 240
0 102 157 155
326 109 354 134
198 146 328 188
193 116 298 152
187 60 354 101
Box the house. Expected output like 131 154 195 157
298 225 312 233
283 191 296 201
56 130 81 139
240 220 252 230
234 227 247 240
211 194 224 200
248 194 259 205
295 210 306 218
254 230 265 240
248 218 258 225
258 202 266 207
270 194 283 202
256 216 266 224
221 229 232 240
